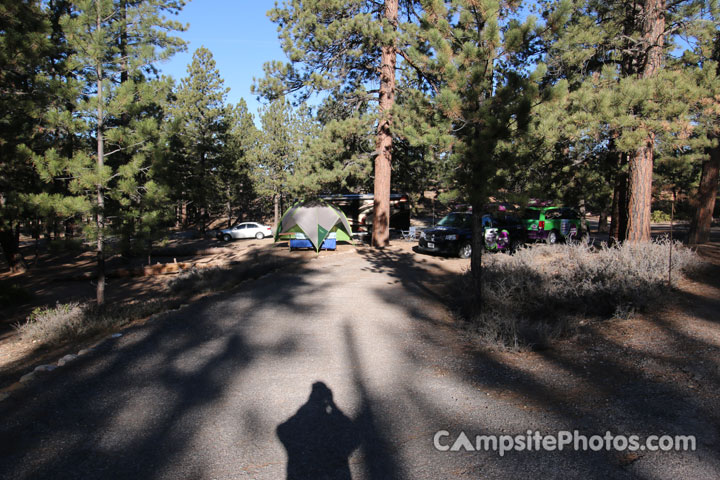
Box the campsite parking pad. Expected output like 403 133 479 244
0 243 719 479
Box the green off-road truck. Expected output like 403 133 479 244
522 206 587 244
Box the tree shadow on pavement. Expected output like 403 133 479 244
356 243 720 478
0 257 323 480
0 244 309 389
343 322 406 480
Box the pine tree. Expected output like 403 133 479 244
283 103 324 196
222 99 258 228
686 7 720 244
300 96 375 196
625 0 666 242
272 100 377 198
33 0 186 304
0 0 53 272
249 98 297 226
407 0 553 299
256 0 412 246
166 47 229 234
535 0 710 242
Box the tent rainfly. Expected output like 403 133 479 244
274 200 353 252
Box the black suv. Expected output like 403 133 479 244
417 212 525 258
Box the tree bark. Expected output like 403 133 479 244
626 138 654 242
273 192 280 228
688 143 720 244
95 4 105 305
0 225 27 273
597 211 608 233
226 186 233 229
578 198 587 235
625 0 665 243
470 205 484 312
372 0 398 248
119 0 128 84
181 201 188 228
610 156 628 244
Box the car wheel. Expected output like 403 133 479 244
223 234 232 242
255 232 264 240
458 242 472 259
546 230 559 245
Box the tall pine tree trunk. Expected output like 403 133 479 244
0 189 25 272
626 137 654 242
95 5 105 305
598 211 608 233
273 192 280 228
226 185 233 229
181 201 188 228
688 33 720 245
688 143 720 244
372 0 397 248
610 152 628 244
578 198 587 235
0 223 27 273
120 0 128 84
470 205 484 311
625 0 665 242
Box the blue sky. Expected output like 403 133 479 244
159 1 286 121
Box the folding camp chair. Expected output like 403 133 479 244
401 226 417 242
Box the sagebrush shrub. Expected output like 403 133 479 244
15 300 167 346
16 303 87 346
459 240 700 349
167 266 237 294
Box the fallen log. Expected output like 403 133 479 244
149 247 233 257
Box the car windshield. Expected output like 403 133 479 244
437 213 471 228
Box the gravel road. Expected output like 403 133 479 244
0 246 717 479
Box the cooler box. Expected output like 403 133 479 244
289 232 336 250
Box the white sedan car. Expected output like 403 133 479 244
219 222 272 241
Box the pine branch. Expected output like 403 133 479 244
397 50 440 95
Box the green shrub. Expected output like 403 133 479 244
48 238 86 255
459 240 700 349
651 210 672 223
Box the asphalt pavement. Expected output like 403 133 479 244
0 246 717 479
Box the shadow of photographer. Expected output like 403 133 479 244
277 381 360 480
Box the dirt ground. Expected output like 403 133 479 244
497 241 720 429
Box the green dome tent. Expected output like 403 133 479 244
274 200 354 252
